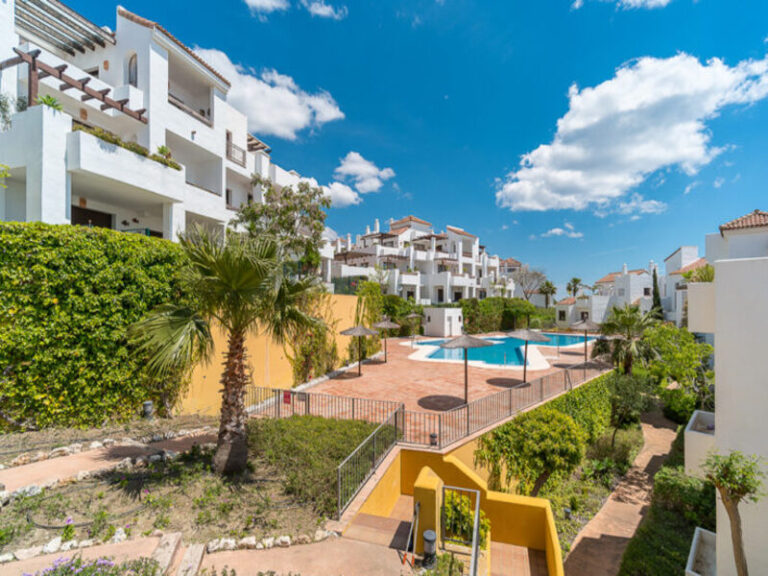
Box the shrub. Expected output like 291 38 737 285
660 388 697 424
424 553 464 576
653 466 716 527
586 425 644 476
548 372 612 444
72 124 181 170
442 490 490 548
0 223 186 428
27 556 161 575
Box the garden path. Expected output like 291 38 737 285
0 433 216 492
563 409 677 576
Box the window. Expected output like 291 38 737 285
644 287 651 296
225 188 233 207
558 310 566 322
127 54 138 87
581 312 589 321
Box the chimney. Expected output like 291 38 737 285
335 238 341 251
622 263 628 275
356 234 361 245
366 225 371 235
346 233 352 247
649 259 656 274
374 218 380 233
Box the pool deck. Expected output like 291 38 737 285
311 334 595 413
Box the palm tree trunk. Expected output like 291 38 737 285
721 490 750 576
214 329 250 475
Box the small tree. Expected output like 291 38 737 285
684 264 715 283
642 323 713 394
596 304 658 374
651 268 663 319
475 407 585 496
235 174 330 275
512 265 546 302
704 451 765 576
566 277 582 298
539 280 557 308
607 373 651 447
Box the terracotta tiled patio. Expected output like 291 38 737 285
311 336 594 413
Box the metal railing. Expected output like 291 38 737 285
337 406 403 518
401 501 420 567
226 141 246 167
441 485 482 576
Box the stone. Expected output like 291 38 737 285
115 457 133 470
162 450 178 462
151 533 182 574
13 485 41 499
296 534 311 545
78 539 94 548
29 451 48 463
206 539 223 553
314 529 328 542
0 464 5 470
110 527 127 544
60 540 78 552
77 471 91 482
151 434 165 443
10 453 31 467
237 536 258 550
276 535 291 548
14 546 43 561
177 543 205 576
42 480 58 490
69 443 83 454
102 438 116 447
148 454 163 464
261 537 275 549
0 491 10 506
42 537 62 554
256 542 264 550
220 538 237 551
0 552 14 563
89 441 104 450
49 447 72 458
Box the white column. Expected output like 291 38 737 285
163 202 185 241
25 107 70 224
0 0 18 97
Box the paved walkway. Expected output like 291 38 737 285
563 410 677 576
0 433 216 492
200 537 408 576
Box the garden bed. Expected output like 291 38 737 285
0 415 378 553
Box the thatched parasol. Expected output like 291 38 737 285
440 335 494 404
372 318 400 363
340 325 379 376
506 329 550 384
570 319 600 363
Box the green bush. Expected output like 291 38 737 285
548 372 612 444
73 124 181 171
0 223 186 428
660 388 697 424
442 490 490 548
586 425 644 476
247 415 380 516
653 466 716 527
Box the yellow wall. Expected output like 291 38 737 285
179 294 358 415
359 451 402 518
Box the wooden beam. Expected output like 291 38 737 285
38 63 68 80
0 56 23 71
101 98 128 111
81 88 110 102
60 76 90 91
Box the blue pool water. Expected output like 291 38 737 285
417 334 592 366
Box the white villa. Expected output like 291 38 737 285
322 215 515 304
685 209 768 576
554 263 656 328
661 246 708 327
0 0 303 239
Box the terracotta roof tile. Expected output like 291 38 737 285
446 225 477 238
669 258 708 276
595 269 647 284
118 7 231 87
719 209 768 234
389 215 431 229
557 297 576 306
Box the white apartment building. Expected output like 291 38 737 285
685 209 768 576
0 0 303 239
323 215 515 304
661 246 708 327
555 263 655 328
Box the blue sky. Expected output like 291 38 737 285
74 0 768 292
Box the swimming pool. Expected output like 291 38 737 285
415 333 592 366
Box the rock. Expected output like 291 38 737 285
77 471 91 482
42 537 62 554
237 536 258 550
110 527 127 544
256 542 264 550
29 451 48 463
296 534 311 545
10 453 31 467
261 537 275 549
206 539 223 553
42 480 58 490
0 491 10 506
60 540 78 552
115 457 133 471
148 454 163 464
14 546 43 561
49 447 71 458
220 538 237 551
276 535 291 548
177 543 205 576
0 552 14 563
89 441 104 450
69 443 83 454
162 450 178 462
151 533 182 574
102 438 116 447
0 464 5 470
13 485 41 499
78 539 94 548
151 434 165 443
314 529 328 542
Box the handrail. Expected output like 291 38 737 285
226 141 246 167
441 485 482 576
402 501 420 567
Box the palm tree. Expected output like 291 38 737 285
595 304 657 374
539 280 557 308
566 277 582 298
131 227 320 475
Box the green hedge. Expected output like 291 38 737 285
0 223 185 428
547 372 612 444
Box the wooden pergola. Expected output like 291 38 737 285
0 48 147 124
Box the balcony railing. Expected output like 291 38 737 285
226 141 246 167
168 93 212 127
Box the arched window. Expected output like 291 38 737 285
127 54 138 87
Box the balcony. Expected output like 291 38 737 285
168 93 212 127
685 527 716 576
226 142 246 167
684 410 715 479
687 282 715 333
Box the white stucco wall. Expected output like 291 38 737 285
687 283 715 334
423 307 463 337
684 410 715 479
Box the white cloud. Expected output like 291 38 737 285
195 49 344 140
616 193 667 215
573 0 673 9
300 0 347 19
541 223 584 239
496 53 768 216
334 152 395 194
713 177 725 188
325 182 361 207
244 0 289 18
684 181 700 194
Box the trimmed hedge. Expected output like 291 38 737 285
547 372 612 444
0 223 185 428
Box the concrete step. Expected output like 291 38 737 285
151 532 182 574
176 543 205 576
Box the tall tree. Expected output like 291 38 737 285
235 174 330 274
704 451 765 576
512 265 546 302
595 304 657 374
131 227 320 474
539 280 557 308
651 268 663 319
566 277 582 298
